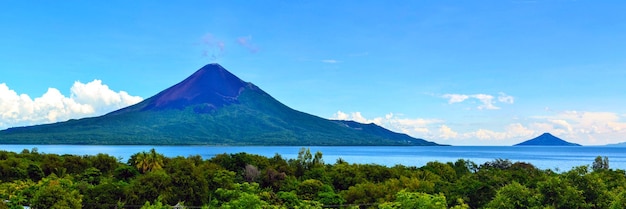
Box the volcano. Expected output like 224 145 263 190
514 133 581 146
0 64 438 146
111 64 248 114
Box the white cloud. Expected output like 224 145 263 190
331 111 442 137
531 111 626 145
549 119 573 132
505 123 535 137
331 111 527 143
334 111 350 120
528 122 567 136
0 80 142 129
331 109 626 145
333 111 370 124
498 92 514 104
438 125 458 139
441 93 514 110
473 94 498 110
322 59 340 64
459 123 537 141
236 35 259 53
442 94 469 104
70 80 142 113
465 129 506 141
448 110 626 145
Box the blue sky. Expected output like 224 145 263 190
1 1 625 145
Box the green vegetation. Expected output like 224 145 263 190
0 148 625 208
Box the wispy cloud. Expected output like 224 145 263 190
473 94 498 110
498 92 514 104
236 35 259 53
199 33 261 60
442 94 470 104
348 52 369 57
322 59 340 64
200 33 226 61
442 93 514 110
0 81 142 129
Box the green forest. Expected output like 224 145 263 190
1 148 625 209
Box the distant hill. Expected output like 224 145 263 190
0 63 438 146
514 133 581 146
605 141 626 146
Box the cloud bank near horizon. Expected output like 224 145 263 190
0 80 142 129
332 110 626 145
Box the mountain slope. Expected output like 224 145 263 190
0 64 438 146
514 133 581 146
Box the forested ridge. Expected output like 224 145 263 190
0 148 625 209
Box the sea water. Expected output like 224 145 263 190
1 145 624 171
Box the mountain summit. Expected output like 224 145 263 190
110 64 251 114
145 63 247 111
0 64 438 146
514 133 581 146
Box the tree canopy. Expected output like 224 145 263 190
0 149 623 209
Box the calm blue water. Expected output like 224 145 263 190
1 145 625 171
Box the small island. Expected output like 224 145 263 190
514 133 581 146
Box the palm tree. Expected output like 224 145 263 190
147 148 164 171
134 149 164 173
134 151 148 173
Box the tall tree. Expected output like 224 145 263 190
592 156 609 171
31 177 82 209
484 181 541 209
133 149 165 173
379 190 451 209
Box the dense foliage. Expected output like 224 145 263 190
0 148 625 209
